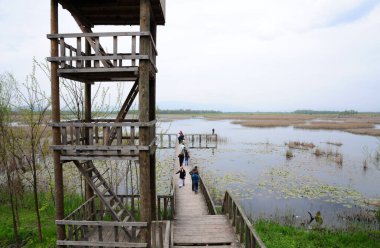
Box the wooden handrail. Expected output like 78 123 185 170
222 191 266 248
56 220 147 227
51 120 156 127
199 174 217 215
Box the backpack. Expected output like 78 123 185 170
191 173 199 182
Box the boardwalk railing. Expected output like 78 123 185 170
56 220 148 247
222 191 266 248
199 174 217 215
51 119 156 160
157 133 218 149
185 134 218 148
151 221 171 248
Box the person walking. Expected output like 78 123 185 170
189 166 199 193
212 128 215 135
178 149 185 166
176 166 186 188
178 131 185 144
184 148 190 166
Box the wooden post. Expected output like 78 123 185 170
139 0 153 244
84 37 94 219
51 0 65 243
149 35 157 220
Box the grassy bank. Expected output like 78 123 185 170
255 220 380 248
0 192 82 247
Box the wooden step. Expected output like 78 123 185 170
101 187 110 195
117 209 125 219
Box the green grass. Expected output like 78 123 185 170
0 192 83 247
255 220 380 248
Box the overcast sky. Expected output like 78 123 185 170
1 0 379 112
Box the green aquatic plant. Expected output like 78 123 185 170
286 149 294 158
375 209 380 225
257 168 368 208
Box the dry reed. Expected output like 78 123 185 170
287 141 315 150
294 122 374 130
326 141 343 146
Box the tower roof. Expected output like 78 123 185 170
59 0 166 26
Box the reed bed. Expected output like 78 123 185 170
313 147 343 165
287 141 315 150
294 122 374 130
346 128 380 137
326 141 343 146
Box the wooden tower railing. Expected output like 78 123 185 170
47 32 157 82
51 120 156 161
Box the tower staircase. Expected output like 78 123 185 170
74 160 134 238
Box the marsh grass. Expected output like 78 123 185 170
254 220 380 248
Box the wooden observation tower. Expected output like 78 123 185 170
48 0 165 246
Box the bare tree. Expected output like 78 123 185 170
14 62 51 242
0 72 21 247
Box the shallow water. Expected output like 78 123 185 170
158 118 380 230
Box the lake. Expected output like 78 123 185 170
157 117 380 230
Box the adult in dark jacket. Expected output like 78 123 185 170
189 166 199 193
178 151 185 166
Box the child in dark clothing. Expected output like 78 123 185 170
175 166 186 188
184 148 190 166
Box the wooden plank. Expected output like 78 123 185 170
57 240 147 247
76 37 82 68
47 31 151 39
47 54 149 62
57 67 138 73
61 156 139 161
59 38 66 68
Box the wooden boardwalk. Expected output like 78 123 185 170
173 146 241 247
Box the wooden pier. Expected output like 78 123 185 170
173 166 240 247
